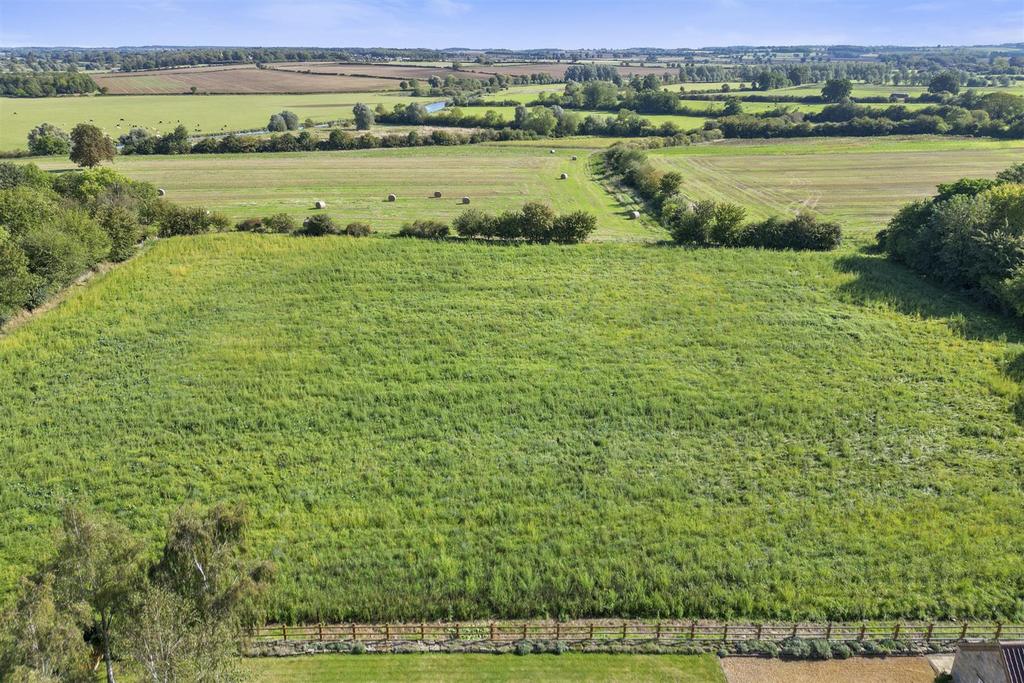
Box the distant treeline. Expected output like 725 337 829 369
0 71 98 97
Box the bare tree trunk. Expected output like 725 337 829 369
102 613 116 683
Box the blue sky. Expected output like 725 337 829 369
1 0 1022 49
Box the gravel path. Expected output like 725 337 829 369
721 656 936 683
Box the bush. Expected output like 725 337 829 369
27 123 71 156
808 639 833 660
345 222 373 237
520 202 557 242
0 231 40 320
158 206 230 237
830 641 853 659
0 162 52 191
513 641 531 656
20 211 110 300
452 208 493 238
779 637 812 659
262 214 297 234
741 213 842 251
399 219 449 239
663 199 746 246
350 641 366 655
235 218 263 232
550 210 597 244
95 203 142 262
296 214 339 237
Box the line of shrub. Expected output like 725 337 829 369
603 144 842 251
451 202 598 244
877 162 1024 319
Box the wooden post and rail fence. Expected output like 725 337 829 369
252 620 1023 645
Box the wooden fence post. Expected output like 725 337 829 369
690 622 696 640
622 622 628 640
590 623 595 640
556 622 561 640
522 623 527 641
893 623 900 640
318 623 323 641
756 624 763 640
961 623 969 641
723 623 728 641
792 623 798 638
385 624 390 641
656 623 661 641
995 624 1003 640
282 624 287 642
351 623 356 641
926 623 934 641
859 624 866 641
826 623 832 640
421 623 425 640
456 623 461 641
490 623 495 641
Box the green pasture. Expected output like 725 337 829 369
0 92 418 149
28 145 655 241
245 653 725 682
649 136 1024 237
1 234 1021 623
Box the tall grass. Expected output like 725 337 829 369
1 234 1021 623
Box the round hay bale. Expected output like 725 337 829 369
560 173 569 180
549 149 556 154
387 194 397 202
630 210 641 219
434 191 442 198
157 188 166 197
314 200 326 209
571 155 578 161
461 197 471 205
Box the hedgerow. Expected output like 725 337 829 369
604 144 842 251
878 162 1024 318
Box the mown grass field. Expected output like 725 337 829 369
649 136 1024 238
0 92 417 149
27 145 654 240
245 653 725 682
1 235 1021 623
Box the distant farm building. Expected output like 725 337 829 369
951 641 1024 683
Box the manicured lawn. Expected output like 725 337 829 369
649 136 1024 238
2 235 1021 623
245 654 725 682
26 145 656 241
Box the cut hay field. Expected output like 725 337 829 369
649 136 1024 238
28 145 653 240
0 92 414 149
92 64 400 95
1 235 1022 623
245 653 725 682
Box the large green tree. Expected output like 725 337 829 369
821 78 852 103
69 123 115 168
27 123 71 156
352 103 374 130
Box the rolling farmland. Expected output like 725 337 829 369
0 92 415 149
1 235 1021 623
649 136 1024 238
92 64 402 94
26 145 653 240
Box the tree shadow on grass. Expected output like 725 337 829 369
835 250 1024 424
834 250 1023 344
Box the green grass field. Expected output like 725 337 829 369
27 145 656 241
245 654 725 682
649 136 1024 238
2 235 1021 623
0 92 422 150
